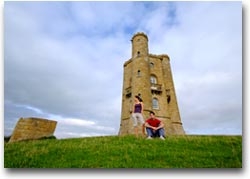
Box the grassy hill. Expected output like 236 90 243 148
4 135 242 168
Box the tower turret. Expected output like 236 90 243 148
131 32 149 58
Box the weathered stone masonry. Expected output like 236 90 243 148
119 32 185 135
9 117 57 143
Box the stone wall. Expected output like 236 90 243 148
9 117 57 143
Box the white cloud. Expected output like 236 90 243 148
58 118 115 132
59 118 95 126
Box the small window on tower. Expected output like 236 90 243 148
167 95 171 104
150 75 157 84
137 70 141 77
166 89 171 104
137 51 140 57
150 62 154 68
152 98 159 109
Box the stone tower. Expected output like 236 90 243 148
119 32 185 136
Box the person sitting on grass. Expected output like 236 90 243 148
145 111 165 140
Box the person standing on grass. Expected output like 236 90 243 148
131 95 145 137
145 111 165 140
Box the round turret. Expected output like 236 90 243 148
131 32 149 58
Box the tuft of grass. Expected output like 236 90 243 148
4 135 242 168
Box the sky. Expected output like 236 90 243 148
4 1 242 139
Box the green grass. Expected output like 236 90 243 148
4 135 242 168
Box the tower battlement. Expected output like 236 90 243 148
149 53 170 60
131 32 148 41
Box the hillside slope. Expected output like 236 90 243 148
4 135 242 168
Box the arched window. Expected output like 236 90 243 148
152 98 159 109
150 62 154 68
150 75 157 84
